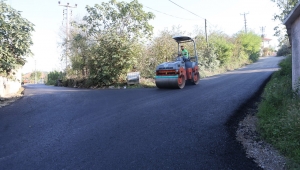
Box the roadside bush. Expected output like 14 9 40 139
257 56 300 165
198 45 220 71
137 30 176 78
236 31 262 62
209 32 234 66
47 71 61 85
262 47 274 57
65 0 155 87
249 52 260 62
277 44 291 56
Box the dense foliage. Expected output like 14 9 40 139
277 44 292 56
0 1 34 76
65 0 154 86
46 71 62 85
30 71 41 82
209 32 233 66
271 0 299 45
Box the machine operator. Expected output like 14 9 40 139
181 45 189 61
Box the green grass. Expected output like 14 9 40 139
257 55 300 168
109 78 156 89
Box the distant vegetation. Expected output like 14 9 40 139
59 0 262 87
276 44 292 56
46 71 62 85
22 71 47 84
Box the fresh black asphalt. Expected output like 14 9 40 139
0 57 284 169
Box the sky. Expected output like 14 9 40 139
6 0 281 73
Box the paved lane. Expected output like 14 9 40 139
0 57 284 169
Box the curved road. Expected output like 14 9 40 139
0 57 284 169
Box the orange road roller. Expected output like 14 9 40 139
155 36 200 89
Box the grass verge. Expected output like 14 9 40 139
257 55 300 169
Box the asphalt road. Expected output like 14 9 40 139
0 57 284 170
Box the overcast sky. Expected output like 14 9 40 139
6 0 281 73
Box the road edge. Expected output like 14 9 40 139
225 73 288 169
0 86 25 108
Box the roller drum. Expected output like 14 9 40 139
155 76 185 89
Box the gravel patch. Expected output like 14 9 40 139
236 107 287 170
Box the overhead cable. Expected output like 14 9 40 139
145 6 198 21
168 0 206 20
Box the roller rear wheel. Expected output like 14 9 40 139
178 75 185 89
192 72 200 85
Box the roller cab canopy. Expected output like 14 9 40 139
172 36 194 43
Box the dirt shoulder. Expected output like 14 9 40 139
236 104 287 170
0 87 25 108
226 73 288 170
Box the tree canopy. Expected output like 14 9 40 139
0 1 34 76
271 0 299 45
67 0 155 86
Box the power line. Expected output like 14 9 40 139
144 6 198 21
166 0 216 28
167 0 209 43
168 0 205 20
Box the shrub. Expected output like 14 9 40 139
277 44 291 56
236 31 262 62
47 71 62 85
209 32 234 66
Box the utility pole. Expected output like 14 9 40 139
260 26 266 56
260 26 266 38
58 1 77 70
205 19 208 44
240 12 249 33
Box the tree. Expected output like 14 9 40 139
138 30 176 78
271 0 299 45
68 0 155 86
272 0 299 22
46 71 62 85
277 44 292 56
68 29 90 78
209 32 234 66
236 31 262 62
0 1 34 76
30 71 41 82
136 26 188 78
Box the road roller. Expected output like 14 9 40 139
155 36 200 89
